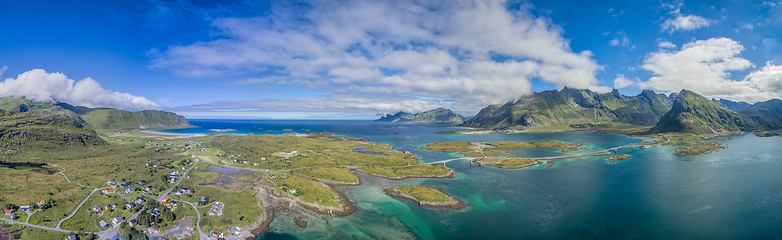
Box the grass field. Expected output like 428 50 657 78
294 167 359 184
207 134 420 170
59 193 129 232
418 140 580 157
268 173 340 208
676 142 725 155
480 158 537 168
360 165 451 178
175 170 263 234
395 186 453 203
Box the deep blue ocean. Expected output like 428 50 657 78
161 119 782 239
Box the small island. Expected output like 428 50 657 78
476 158 539 169
209 128 238 132
676 142 726 155
417 140 580 158
607 154 630 161
384 186 465 209
754 131 782 137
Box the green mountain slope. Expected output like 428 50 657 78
0 97 193 131
0 97 82 120
79 108 193 131
651 90 748 134
0 110 106 152
739 99 782 130
462 88 673 129
377 107 465 123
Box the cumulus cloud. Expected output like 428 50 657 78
746 62 782 94
639 37 777 101
613 74 636 89
172 93 480 119
609 31 631 48
151 0 606 109
660 4 710 34
662 15 711 33
657 41 677 49
0 69 161 110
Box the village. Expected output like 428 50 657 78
0 136 257 240
1 130 439 240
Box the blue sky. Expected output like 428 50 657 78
1 0 781 119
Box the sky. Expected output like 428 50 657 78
1 0 782 119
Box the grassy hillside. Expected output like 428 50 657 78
0 97 193 132
0 110 106 152
80 108 192 131
651 90 748 134
739 99 782 130
0 97 82 121
462 88 672 129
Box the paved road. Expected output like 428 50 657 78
179 200 208 240
157 157 204 202
56 187 110 229
0 217 91 234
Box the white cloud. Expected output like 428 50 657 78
609 31 631 47
151 0 606 110
172 93 480 119
0 66 7 77
613 74 636 89
660 4 711 34
0 69 161 110
741 23 755 31
662 15 711 33
657 41 677 49
746 62 782 94
640 37 777 101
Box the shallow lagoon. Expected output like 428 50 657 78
163 120 782 239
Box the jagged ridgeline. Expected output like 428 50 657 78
650 90 782 134
377 107 465 123
712 98 751 111
0 97 193 132
738 99 782 130
651 90 748 134
462 88 673 129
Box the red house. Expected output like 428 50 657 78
102 189 117 194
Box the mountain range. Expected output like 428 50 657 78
463 88 782 134
376 107 465 123
0 97 193 132
462 88 673 129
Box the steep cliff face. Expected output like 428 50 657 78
377 107 465 123
79 108 193 131
462 88 673 129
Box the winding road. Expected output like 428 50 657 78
56 187 110 229
0 217 91 234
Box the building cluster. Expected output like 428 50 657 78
208 202 224 216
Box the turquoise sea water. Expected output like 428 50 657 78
162 120 782 239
